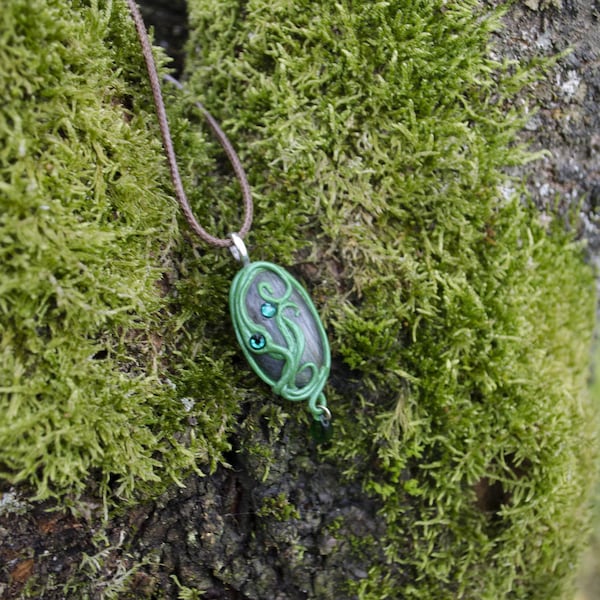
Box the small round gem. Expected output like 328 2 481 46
249 333 266 350
261 302 277 318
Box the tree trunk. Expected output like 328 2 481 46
1 1 598 599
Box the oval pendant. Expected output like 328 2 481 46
229 261 330 421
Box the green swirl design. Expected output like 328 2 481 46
229 261 330 420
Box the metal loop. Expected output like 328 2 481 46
229 233 250 266
317 405 332 425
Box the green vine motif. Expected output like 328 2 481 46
229 261 330 421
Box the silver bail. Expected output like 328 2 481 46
229 232 250 266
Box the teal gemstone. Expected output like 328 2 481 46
261 302 277 318
249 333 266 350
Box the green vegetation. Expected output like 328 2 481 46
187 0 598 597
0 0 242 500
257 492 301 521
576 346 600 599
0 0 597 598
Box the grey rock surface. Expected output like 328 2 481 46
488 1 600 257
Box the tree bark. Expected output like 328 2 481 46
1 2 598 599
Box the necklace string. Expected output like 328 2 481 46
126 0 253 248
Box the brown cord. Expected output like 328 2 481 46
125 0 253 248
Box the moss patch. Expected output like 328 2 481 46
0 0 243 500
0 0 597 597
185 0 598 597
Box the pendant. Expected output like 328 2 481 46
229 235 331 433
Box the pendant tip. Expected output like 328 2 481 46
310 414 334 444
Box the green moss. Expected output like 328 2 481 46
1 0 597 596
172 577 206 600
186 0 598 597
0 0 244 500
257 492 301 521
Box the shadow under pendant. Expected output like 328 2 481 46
229 261 331 425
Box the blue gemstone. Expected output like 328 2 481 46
249 334 266 350
261 302 277 318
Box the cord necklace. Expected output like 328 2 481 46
126 0 332 438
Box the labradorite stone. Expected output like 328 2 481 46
240 267 327 388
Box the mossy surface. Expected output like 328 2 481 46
185 0 598 597
0 0 598 598
0 0 242 500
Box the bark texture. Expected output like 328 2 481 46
488 0 600 255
